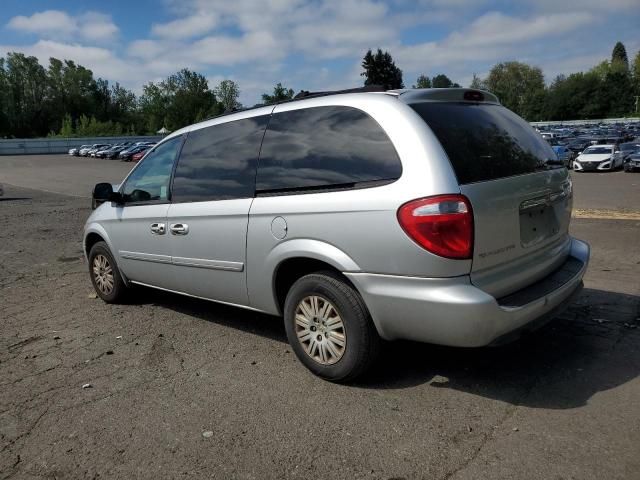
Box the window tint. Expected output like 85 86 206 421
172 116 269 202
409 102 559 184
121 136 182 204
256 106 401 192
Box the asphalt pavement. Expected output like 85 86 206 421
0 155 639 479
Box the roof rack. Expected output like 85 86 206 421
293 85 386 100
203 85 387 123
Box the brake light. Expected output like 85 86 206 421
464 90 484 101
397 195 473 259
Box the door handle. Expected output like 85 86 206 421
150 223 166 235
170 223 189 235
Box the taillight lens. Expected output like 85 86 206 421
397 195 473 259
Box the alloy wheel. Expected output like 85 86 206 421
92 254 114 295
294 295 346 365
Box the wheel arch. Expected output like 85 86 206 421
83 224 114 260
264 239 361 315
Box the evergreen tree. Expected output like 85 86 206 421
361 49 404 89
611 42 629 69
261 82 294 104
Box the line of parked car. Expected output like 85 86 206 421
68 142 157 162
535 123 640 172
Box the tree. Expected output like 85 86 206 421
484 61 546 120
261 82 294 104
469 73 485 90
140 68 218 132
632 51 640 113
431 74 457 88
215 80 241 111
413 74 431 89
4 53 48 137
360 49 404 89
611 42 629 69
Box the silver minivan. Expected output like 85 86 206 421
85 87 589 381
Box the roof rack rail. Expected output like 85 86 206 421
293 85 386 100
202 85 386 123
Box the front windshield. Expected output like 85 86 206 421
584 147 612 155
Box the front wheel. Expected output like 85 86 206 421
284 272 381 382
88 241 128 303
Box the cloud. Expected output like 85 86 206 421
2 1 639 105
0 40 146 90
7 10 75 37
151 12 218 39
6 10 119 43
392 11 596 85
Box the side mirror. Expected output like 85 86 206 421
92 183 123 210
93 182 113 200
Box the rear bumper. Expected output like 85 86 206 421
345 237 589 347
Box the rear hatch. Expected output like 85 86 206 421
408 95 572 298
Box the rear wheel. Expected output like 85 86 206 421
88 241 128 303
284 272 380 382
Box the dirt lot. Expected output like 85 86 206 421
1 155 639 479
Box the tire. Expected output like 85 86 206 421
88 241 128 303
283 272 381 382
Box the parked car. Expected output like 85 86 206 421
97 145 129 159
618 142 640 160
90 145 113 157
118 145 151 161
573 145 624 171
85 87 589 381
84 144 111 157
130 149 150 162
79 144 101 156
552 145 575 168
566 139 592 154
624 152 640 172
69 145 91 156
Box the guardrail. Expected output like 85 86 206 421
0 136 164 155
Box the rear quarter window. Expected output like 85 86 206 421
409 102 558 184
256 105 402 193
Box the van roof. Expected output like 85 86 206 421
202 87 499 124
393 88 500 105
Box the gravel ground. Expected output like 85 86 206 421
1 157 639 479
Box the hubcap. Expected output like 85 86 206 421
294 295 346 365
92 254 114 295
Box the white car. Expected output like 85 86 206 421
69 145 90 156
573 144 624 172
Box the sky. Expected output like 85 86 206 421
1 0 639 105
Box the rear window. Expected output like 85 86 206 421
409 102 558 184
256 106 402 193
584 147 613 154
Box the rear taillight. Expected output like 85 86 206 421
397 195 473 259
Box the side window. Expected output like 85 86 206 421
172 115 270 202
122 137 182 204
256 106 402 192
